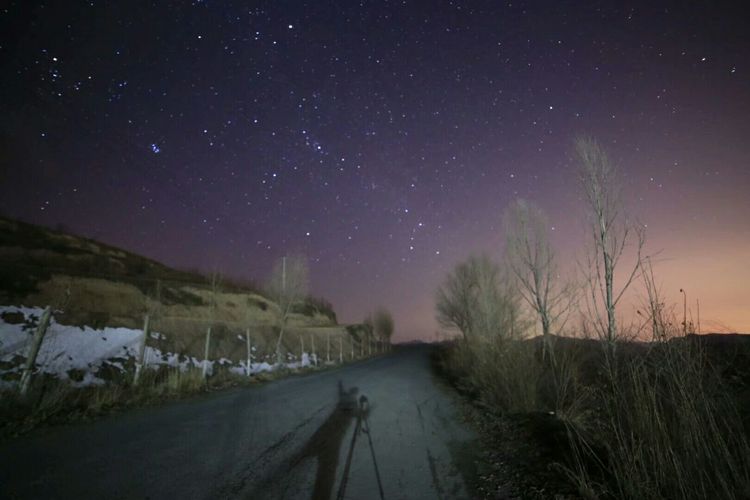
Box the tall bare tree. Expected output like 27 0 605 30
503 199 576 356
268 254 309 364
576 136 644 351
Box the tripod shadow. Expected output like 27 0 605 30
290 381 367 499
246 381 374 500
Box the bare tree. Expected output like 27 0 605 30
435 257 482 340
503 199 576 357
576 136 645 351
373 308 394 345
268 254 310 364
435 255 525 341
363 313 374 339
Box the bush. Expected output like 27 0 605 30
293 296 337 323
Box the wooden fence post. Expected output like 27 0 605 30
202 326 212 379
246 327 252 377
311 334 316 366
133 313 150 385
19 306 52 396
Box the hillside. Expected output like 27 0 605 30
0 217 368 384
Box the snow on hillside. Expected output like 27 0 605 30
0 306 310 388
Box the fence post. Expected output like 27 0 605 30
202 326 212 379
360 335 364 357
19 306 52 396
368 334 372 356
311 334 316 366
327 332 331 363
246 327 252 377
133 313 150 385
339 336 343 363
351 337 355 360
300 335 305 363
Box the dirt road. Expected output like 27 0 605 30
0 345 477 499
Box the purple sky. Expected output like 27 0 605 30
2 1 749 339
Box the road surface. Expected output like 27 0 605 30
0 345 477 499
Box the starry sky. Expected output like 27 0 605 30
1 1 749 339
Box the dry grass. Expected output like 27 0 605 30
567 339 750 500
440 333 750 499
0 367 219 439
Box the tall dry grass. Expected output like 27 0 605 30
0 367 214 438
460 336 544 412
565 337 750 500
440 312 750 499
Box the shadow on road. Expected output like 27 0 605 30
294 381 361 499
248 381 363 500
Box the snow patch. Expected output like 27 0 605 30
0 306 324 388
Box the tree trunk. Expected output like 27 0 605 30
274 322 287 366
19 306 52 396
202 326 212 379
604 251 617 357
133 313 150 385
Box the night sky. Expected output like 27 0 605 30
1 1 749 339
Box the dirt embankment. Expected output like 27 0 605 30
0 216 365 363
